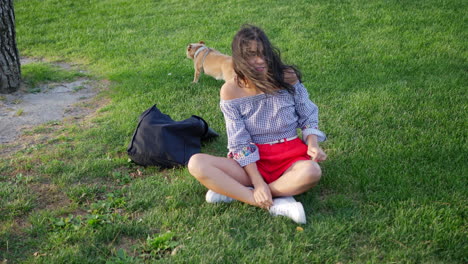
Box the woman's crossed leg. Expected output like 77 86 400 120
188 153 321 207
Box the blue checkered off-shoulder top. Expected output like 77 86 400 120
220 81 326 167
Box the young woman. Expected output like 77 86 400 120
188 25 327 224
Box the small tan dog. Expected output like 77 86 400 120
186 41 234 83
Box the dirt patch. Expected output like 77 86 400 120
0 58 107 154
30 181 72 210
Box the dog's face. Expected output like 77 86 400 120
186 41 206 59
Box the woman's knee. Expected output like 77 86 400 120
301 161 322 185
187 153 209 179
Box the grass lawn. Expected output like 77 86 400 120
1 0 466 263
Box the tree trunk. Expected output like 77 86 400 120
0 0 21 94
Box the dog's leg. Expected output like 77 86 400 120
193 67 201 83
193 59 204 83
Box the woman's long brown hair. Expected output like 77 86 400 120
231 24 302 94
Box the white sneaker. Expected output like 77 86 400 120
205 190 235 203
269 201 306 224
272 196 297 206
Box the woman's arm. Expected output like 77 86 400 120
220 80 273 208
293 82 327 143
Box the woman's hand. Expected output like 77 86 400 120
283 68 298 85
243 163 273 209
253 181 273 209
306 134 327 162
308 145 327 162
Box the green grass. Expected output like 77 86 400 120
21 62 87 88
1 0 466 263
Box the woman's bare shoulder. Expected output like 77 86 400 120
220 79 242 100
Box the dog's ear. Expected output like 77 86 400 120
199 41 205 44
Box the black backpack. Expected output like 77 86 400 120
127 105 218 168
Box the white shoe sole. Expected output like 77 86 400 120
205 190 235 203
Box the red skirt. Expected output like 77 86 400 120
256 138 310 184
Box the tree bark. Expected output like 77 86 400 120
0 0 21 94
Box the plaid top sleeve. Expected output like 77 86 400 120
220 102 260 167
293 82 327 142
